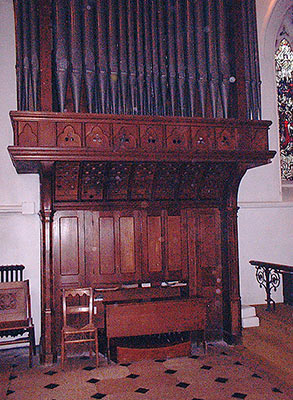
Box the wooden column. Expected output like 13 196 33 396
39 161 55 363
221 165 247 343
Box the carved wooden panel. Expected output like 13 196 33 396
59 217 80 277
191 127 215 150
186 208 222 338
166 126 190 151
165 213 188 281
18 122 38 146
10 111 272 157
85 210 141 285
198 163 231 201
53 211 86 347
99 216 116 276
250 127 269 151
85 123 112 149
140 124 164 151
119 216 136 274
130 162 156 200
38 121 56 146
57 123 82 147
106 162 132 200
55 162 80 201
196 211 221 290
178 163 205 200
215 127 237 150
53 211 85 287
142 214 163 281
152 163 181 199
81 162 106 201
113 124 139 150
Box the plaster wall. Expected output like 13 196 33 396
0 0 292 346
0 0 41 342
238 0 293 305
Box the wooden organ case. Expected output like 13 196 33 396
8 0 274 363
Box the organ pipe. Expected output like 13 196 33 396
13 0 262 120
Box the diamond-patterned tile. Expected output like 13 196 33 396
164 369 177 374
231 393 247 399
251 373 262 379
215 377 228 383
91 393 107 399
87 378 100 384
272 387 283 393
127 373 140 379
83 366 96 371
44 383 59 389
135 387 149 394
44 370 58 376
201 365 212 370
176 381 190 388
1 342 292 400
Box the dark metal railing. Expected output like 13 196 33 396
250 260 293 311
0 264 25 283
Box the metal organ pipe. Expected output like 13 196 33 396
13 0 262 120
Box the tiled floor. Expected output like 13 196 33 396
1 342 292 400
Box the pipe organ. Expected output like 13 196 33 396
9 0 274 363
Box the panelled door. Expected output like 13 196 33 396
186 207 223 337
141 209 188 282
85 210 142 286
53 210 86 343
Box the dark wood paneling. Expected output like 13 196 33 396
85 210 141 286
59 216 80 276
99 216 115 276
119 216 136 274
53 211 85 287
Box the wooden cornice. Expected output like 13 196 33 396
8 111 275 204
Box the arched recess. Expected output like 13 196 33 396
259 0 293 200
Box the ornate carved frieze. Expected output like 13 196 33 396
152 163 182 200
18 122 38 146
81 162 106 201
106 162 133 200
9 112 271 156
130 162 157 200
57 123 82 147
55 162 80 201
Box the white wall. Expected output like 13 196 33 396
0 0 292 346
238 0 293 306
0 0 41 342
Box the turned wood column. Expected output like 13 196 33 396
39 161 55 363
221 205 242 343
221 165 247 343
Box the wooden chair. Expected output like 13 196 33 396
61 287 98 369
0 280 36 367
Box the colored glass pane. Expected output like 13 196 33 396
275 39 293 181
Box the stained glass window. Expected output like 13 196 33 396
275 39 293 181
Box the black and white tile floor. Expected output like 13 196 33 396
1 343 292 400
